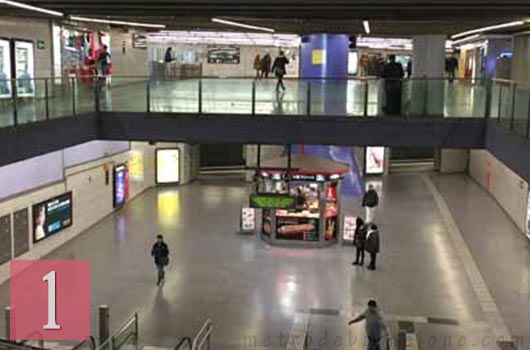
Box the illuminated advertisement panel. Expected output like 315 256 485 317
0 39 12 99
33 192 73 243
365 147 385 175
156 149 180 184
113 163 130 208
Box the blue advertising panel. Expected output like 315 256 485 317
113 164 129 208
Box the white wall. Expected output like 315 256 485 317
110 28 148 77
512 34 530 84
0 141 198 284
468 149 528 234
0 16 53 78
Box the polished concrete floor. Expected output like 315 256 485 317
0 173 528 350
0 79 490 128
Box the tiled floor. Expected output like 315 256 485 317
0 173 528 350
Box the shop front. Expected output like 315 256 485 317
251 154 349 248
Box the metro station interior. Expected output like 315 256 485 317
1 1 530 350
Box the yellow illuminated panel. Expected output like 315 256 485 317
312 50 325 65
129 151 144 180
156 149 180 184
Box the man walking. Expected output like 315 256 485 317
151 234 169 286
365 224 380 270
362 184 379 223
348 300 389 350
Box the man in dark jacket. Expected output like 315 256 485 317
353 217 367 266
260 53 272 78
151 234 169 286
365 224 380 270
362 184 379 223
380 54 404 115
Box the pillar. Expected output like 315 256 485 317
300 34 349 115
512 35 530 84
411 35 445 116
99 305 110 345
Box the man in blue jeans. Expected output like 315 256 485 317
151 234 169 286
349 300 389 350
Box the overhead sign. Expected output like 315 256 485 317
250 195 295 209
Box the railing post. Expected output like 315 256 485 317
98 305 110 346
5 306 10 339
146 80 151 113
251 80 256 115
497 85 503 123
363 79 369 117
484 79 493 119
12 79 18 126
94 77 100 112
72 77 77 116
134 312 139 349
306 80 311 116
526 84 530 139
198 78 203 114
45 78 50 121
510 82 516 130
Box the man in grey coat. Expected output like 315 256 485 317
348 300 389 350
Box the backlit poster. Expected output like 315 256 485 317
207 46 240 64
156 148 180 184
342 216 357 242
0 39 12 99
365 147 385 175
113 163 130 208
348 51 359 75
129 151 144 181
240 208 256 232
33 192 73 242
14 40 35 97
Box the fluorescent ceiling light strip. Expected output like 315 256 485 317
70 16 165 29
451 21 524 39
1 0 63 16
363 20 371 35
450 34 481 45
211 18 275 33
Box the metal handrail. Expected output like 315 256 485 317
0 338 46 350
71 336 96 350
192 319 213 350
96 312 139 350
174 337 192 350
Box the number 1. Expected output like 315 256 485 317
42 271 61 330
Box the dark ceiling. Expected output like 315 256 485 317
4 0 530 36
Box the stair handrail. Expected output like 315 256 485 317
71 336 96 350
192 319 213 350
174 337 192 350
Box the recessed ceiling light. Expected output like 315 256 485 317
0 0 63 16
211 18 275 33
69 16 166 29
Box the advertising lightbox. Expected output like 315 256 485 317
33 192 73 243
365 147 385 175
14 40 35 97
0 39 12 99
156 149 180 184
113 163 130 208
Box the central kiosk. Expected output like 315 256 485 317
253 153 349 248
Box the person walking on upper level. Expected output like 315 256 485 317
348 300 389 350
260 53 272 78
151 234 169 286
272 51 289 91
380 54 404 115
253 54 262 79
362 184 379 223
365 224 380 270
446 55 459 83
352 217 367 266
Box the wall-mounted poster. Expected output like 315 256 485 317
240 208 256 232
14 40 35 97
0 39 12 99
156 148 180 184
33 192 73 243
207 46 240 64
365 147 385 175
342 216 357 242
276 216 319 241
113 163 130 208
132 33 147 49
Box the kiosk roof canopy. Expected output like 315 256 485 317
261 154 350 175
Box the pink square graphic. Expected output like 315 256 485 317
10 260 90 341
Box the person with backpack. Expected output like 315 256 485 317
365 224 380 271
348 300 389 350
362 184 379 223
151 234 169 286
272 51 289 91
352 217 367 266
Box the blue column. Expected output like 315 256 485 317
300 34 349 115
